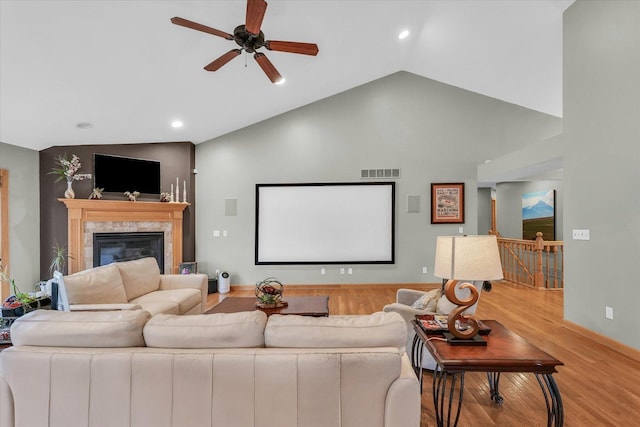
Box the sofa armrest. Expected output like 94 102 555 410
382 302 435 326
159 274 208 313
70 303 142 312
385 353 421 427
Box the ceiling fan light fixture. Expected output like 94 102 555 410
398 29 410 40
276 77 286 85
171 120 184 128
171 0 318 84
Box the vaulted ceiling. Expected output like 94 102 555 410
0 0 573 152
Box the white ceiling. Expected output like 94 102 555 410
0 0 573 152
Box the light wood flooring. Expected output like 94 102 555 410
206 281 640 427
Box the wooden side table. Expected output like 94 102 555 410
412 319 564 427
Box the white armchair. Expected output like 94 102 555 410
383 281 487 370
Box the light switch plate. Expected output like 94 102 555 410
572 229 590 240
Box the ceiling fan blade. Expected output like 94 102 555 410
171 17 234 40
254 53 283 83
245 0 268 35
265 40 319 56
204 49 242 71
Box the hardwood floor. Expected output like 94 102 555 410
206 281 640 427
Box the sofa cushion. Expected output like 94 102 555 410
130 288 201 314
264 311 407 352
10 309 150 347
63 263 128 305
143 311 268 348
115 257 161 301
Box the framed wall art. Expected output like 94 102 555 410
178 262 197 274
522 189 555 240
431 183 465 224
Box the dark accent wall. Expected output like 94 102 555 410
39 142 196 278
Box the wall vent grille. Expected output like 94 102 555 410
361 168 400 179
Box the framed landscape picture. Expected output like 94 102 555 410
522 190 556 240
431 183 465 224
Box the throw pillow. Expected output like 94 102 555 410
410 288 442 311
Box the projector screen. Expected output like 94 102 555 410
255 182 395 264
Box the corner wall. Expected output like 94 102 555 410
39 142 197 279
0 142 40 291
563 0 640 349
195 72 562 285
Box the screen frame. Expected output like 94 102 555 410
255 182 395 265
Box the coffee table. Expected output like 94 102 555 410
412 319 564 427
206 296 329 317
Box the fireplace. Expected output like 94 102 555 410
60 199 188 274
93 232 165 273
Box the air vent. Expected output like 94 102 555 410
361 168 400 179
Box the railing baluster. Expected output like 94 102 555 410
491 232 563 290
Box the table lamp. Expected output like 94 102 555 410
434 235 503 341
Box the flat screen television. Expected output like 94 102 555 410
94 153 161 195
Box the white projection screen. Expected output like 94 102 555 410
255 182 395 264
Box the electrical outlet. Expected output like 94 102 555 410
422 266 428 274
340 268 345 275
213 230 220 237
572 229 590 240
605 306 613 320
222 230 228 237
458 227 464 234
348 268 353 275
321 268 326 275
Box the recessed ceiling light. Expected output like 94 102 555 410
276 77 286 85
76 122 93 129
171 120 184 128
398 30 410 40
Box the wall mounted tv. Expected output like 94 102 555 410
94 153 161 195
255 182 395 265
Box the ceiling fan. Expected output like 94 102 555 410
171 0 319 83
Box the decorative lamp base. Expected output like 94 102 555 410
442 332 487 346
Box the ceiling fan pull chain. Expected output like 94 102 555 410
244 51 248 68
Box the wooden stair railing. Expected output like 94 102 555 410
489 231 564 290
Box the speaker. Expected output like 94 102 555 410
218 271 230 293
224 198 237 216
407 195 420 213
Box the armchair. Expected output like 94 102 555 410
383 281 488 370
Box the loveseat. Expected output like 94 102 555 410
0 309 420 427
61 257 208 315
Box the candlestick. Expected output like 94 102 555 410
170 184 174 202
183 180 187 203
175 177 179 203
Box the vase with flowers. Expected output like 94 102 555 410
50 154 92 198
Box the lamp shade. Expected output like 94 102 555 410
434 235 503 280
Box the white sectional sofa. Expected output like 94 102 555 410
61 257 208 315
0 309 420 427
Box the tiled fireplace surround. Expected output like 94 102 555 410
60 199 189 274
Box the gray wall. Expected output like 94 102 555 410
0 142 40 292
477 187 493 236
195 72 562 285
496 180 564 240
563 0 640 349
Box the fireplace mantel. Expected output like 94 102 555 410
59 199 190 274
